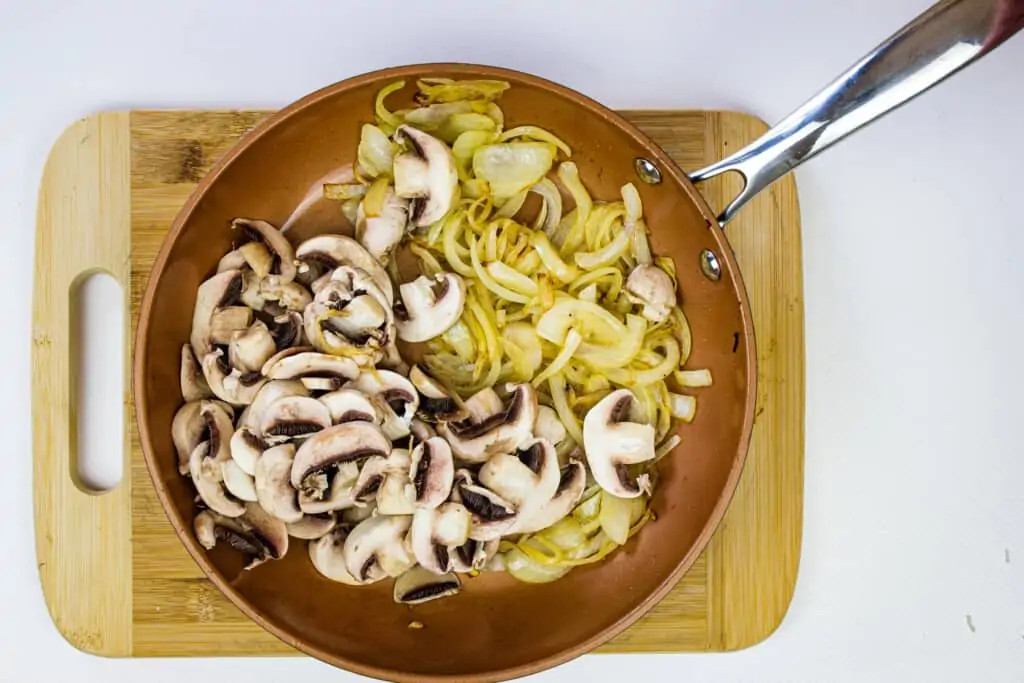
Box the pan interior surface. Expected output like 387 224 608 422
134 64 755 682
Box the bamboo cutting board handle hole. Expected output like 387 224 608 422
70 271 125 493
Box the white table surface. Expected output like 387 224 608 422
4 0 1023 681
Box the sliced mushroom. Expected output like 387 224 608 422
342 501 378 525
229 427 265 476
240 379 310 432
295 233 394 304
232 218 297 284
172 401 205 475
191 269 244 357
259 395 332 444
189 440 244 518
286 513 337 540
534 405 567 447
221 459 258 502
439 384 539 463
194 504 288 569
376 449 416 516
217 248 247 273
410 502 471 575
343 514 414 583
450 538 500 573
410 365 467 423
582 389 656 498
259 278 312 312
478 437 560 533
407 437 454 509
319 388 379 425
238 241 274 279
308 527 361 584
254 444 303 523
454 476 518 542
624 264 675 323
352 455 388 505
393 125 458 227
202 348 268 406
239 271 266 310
264 310 303 349
228 321 276 373
262 349 359 384
394 273 466 343
393 566 461 605
300 377 343 393
209 306 253 345
304 266 395 365
463 387 504 424
356 188 410 263
180 344 212 402
410 418 436 442
291 422 391 513
345 370 418 441
514 459 587 534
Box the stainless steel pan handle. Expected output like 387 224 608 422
691 0 1024 226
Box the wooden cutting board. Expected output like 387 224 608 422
33 108 804 658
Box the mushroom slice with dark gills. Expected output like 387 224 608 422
261 310 303 350
174 400 234 474
190 269 244 358
201 348 268 406
189 440 244 518
438 383 539 463
356 187 410 263
450 538 500 573
410 418 436 443
228 321 277 373
309 527 361 584
259 278 313 313
582 389 656 499
393 566 461 605
393 273 466 343
259 395 332 444
318 388 379 425
221 459 258 502
254 444 303 523
478 437 560 534
409 365 467 423
304 267 395 366
239 379 309 432
453 471 519 542
352 455 389 505
463 387 504 424
209 306 253 345
294 233 394 305
286 512 337 540
392 125 459 228
343 514 415 583
194 504 288 569
345 369 418 441
410 502 471 574
290 422 391 514
261 348 360 385
513 459 587 535
230 218 298 284
406 437 455 510
180 344 212 402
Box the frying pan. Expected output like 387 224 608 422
134 0 1022 681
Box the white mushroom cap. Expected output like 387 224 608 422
393 125 458 227
393 566 461 605
231 218 297 284
294 233 394 304
229 321 277 373
240 379 309 432
194 504 288 569
172 401 205 475
352 455 389 505
229 427 264 475
261 349 360 384
254 443 303 523
309 528 361 584
452 471 518 542
625 264 675 323
409 502 471 575
438 384 539 463
202 349 268 406
534 405 567 447
290 422 391 509
409 365 467 423
191 270 245 358
463 387 503 424
356 188 410 263
221 459 258 502
189 440 244 518
343 515 414 584
394 273 467 343
259 395 332 444
450 538 500 573
582 389 656 498
286 513 337 540
209 306 253 346
375 449 416 515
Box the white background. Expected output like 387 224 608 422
3 0 1023 681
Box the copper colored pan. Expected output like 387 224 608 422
133 1 1020 681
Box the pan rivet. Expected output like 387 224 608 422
634 158 662 185
700 249 722 281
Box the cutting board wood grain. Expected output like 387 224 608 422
33 108 804 657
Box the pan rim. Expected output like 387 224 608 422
133 61 758 683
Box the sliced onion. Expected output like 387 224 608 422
417 79 510 104
403 101 472 131
374 80 405 133
473 142 557 200
486 261 538 297
668 392 697 422
531 232 579 283
453 130 499 173
556 163 592 255
503 322 543 377
576 314 646 370
323 182 367 201
574 223 632 270
674 368 713 387
532 328 582 387
536 298 627 345
356 124 397 178
549 373 583 445
577 283 598 303
499 125 572 157
530 178 563 235
598 492 633 546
